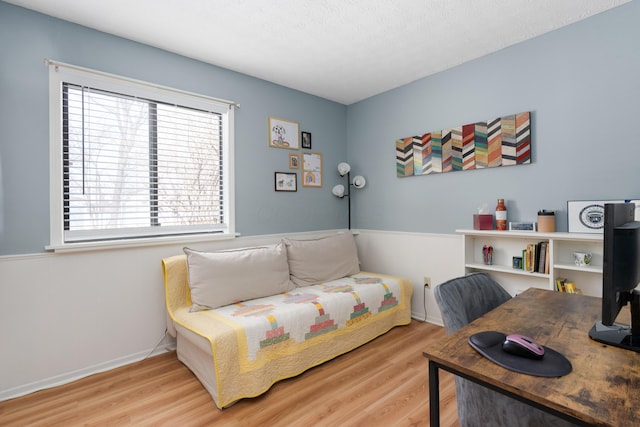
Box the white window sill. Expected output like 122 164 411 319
46 232 239 253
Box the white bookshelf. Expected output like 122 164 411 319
458 229 603 297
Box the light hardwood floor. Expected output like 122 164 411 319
0 320 459 426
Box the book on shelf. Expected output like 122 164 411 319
544 244 550 275
536 242 547 274
525 243 536 272
523 241 550 274
556 278 578 294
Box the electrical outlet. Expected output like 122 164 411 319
423 276 431 289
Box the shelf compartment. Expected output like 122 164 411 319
554 263 603 274
465 263 549 278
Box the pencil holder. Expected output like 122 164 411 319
538 210 555 232
483 245 493 265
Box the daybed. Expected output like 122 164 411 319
162 232 413 409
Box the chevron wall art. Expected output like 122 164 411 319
395 111 531 177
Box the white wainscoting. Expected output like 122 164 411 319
354 229 464 324
0 229 462 401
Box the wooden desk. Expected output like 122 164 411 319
423 288 639 426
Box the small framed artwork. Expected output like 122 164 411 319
289 153 299 169
568 200 606 233
509 222 537 231
269 117 300 150
274 172 297 192
302 152 322 188
301 131 312 149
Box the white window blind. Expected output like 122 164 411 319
48 61 235 247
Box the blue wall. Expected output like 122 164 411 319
2 1 639 255
0 2 348 255
347 1 640 233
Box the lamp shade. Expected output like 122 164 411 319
337 162 351 176
332 184 345 197
352 175 366 189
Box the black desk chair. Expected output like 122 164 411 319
434 273 576 427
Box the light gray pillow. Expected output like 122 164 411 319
183 243 295 311
283 231 360 287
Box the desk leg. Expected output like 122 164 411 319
429 360 440 427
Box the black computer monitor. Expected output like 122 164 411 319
589 203 640 352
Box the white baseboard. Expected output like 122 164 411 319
411 312 426 322
426 315 444 327
412 312 444 327
0 337 176 402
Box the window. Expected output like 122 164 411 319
48 61 235 249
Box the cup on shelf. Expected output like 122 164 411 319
573 252 592 266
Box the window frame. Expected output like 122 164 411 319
47 61 236 252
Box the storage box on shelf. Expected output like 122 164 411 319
458 229 603 297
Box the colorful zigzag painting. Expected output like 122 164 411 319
396 111 531 177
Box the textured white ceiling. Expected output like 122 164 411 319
6 0 630 104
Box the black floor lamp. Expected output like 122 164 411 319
331 162 366 229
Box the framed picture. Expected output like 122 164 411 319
568 199 640 233
268 117 299 150
289 153 299 169
301 131 312 149
509 222 537 231
302 152 322 188
274 172 297 192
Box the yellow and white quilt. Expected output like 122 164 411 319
163 255 412 408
